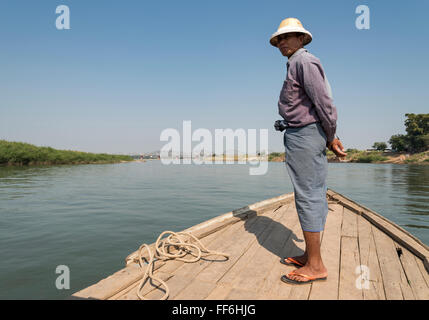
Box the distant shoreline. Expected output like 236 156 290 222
132 151 429 165
0 159 136 167
269 150 429 165
2 139 427 167
0 140 134 166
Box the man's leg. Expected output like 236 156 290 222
286 231 327 282
282 123 329 281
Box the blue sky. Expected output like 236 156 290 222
1 0 428 154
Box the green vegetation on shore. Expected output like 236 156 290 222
0 140 133 166
326 149 390 163
267 149 429 164
266 149 389 163
269 113 428 164
268 152 284 162
403 151 429 164
388 113 428 153
327 149 429 164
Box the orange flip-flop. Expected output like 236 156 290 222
281 271 327 285
280 257 305 267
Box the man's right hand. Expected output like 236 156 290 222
327 138 347 158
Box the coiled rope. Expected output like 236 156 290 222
130 230 230 300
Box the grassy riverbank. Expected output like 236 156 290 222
268 149 429 164
328 149 429 164
0 140 134 166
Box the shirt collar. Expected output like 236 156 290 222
286 48 307 67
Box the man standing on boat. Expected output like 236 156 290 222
271 18 347 284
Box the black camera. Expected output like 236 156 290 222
274 120 288 132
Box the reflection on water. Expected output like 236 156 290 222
326 163 429 236
0 165 61 200
0 161 428 299
404 165 429 215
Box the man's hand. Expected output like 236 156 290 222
327 138 347 158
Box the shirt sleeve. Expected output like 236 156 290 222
300 60 337 143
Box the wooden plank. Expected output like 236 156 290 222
174 279 217 300
226 203 299 293
356 215 386 300
341 208 357 238
339 237 363 299
362 212 429 270
225 288 260 300
415 255 429 288
394 243 429 300
338 206 362 300
328 189 428 248
213 203 297 292
205 284 233 300
257 205 302 299
328 189 429 270
144 275 195 300
309 203 343 300
114 271 173 300
372 226 414 300
210 204 292 287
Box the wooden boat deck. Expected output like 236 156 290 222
72 189 429 300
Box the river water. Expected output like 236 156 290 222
0 160 428 299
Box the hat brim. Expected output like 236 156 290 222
270 27 312 47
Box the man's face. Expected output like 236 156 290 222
277 33 304 58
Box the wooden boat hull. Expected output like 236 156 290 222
71 189 429 300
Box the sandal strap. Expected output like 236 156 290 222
286 257 304 266
288 271 316 281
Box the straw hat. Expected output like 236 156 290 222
270 18 312 47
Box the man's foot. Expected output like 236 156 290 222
280 254 307 267
281 265 328 284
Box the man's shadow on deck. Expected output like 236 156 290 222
240 206 304 260
202 204 304 263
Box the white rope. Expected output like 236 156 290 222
131 230 230 300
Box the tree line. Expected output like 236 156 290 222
372 113 428 153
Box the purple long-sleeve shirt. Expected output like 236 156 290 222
278 48 337 142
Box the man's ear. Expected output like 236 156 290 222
298 33 305 46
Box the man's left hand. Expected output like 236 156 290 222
327 139 347 158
